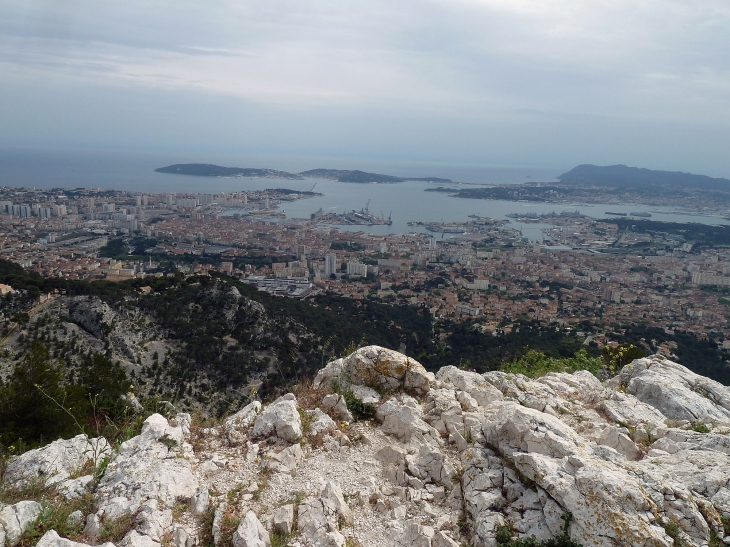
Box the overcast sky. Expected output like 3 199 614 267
1 1 729 175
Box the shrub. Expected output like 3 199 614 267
602 344 646 376
496 513 583 547
501 350 602 379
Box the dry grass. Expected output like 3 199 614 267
17 493 97 547
189 410 221 453
292 377 331 411
98 511 138 544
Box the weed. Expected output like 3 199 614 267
99 511 138 544
496 513 583 546
298 408 314 436
660 518 685 547
227 482 246 502
252 467 273 501
689 422 711 434
217 509 240 547
0 477 52 506
345 537 362 547
279 490 306 507
17 493 96 547
197 505 217 547
271 531 294 547
94 456 111 485
292 377 330 412
159 435 178 449
189 410 221 453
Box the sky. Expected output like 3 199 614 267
1 0 729 176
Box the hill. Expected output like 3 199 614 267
559 164 730 190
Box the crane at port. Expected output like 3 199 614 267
310 183 317 192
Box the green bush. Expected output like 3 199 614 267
497 513 583 547
602 344 646 375
500 350 602 379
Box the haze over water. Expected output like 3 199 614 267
0 148 727 243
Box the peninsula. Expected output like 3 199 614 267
558 164 730 190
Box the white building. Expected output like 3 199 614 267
325 254 338 277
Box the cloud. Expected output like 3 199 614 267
0 0 728 172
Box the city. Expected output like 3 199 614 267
1 185 729 346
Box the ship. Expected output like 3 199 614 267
630 211 652 218
605 211 627 216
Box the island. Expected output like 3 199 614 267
299 169 451 183
155 164 452 183
155 164 304 179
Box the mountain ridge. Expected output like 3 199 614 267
559 164 730 190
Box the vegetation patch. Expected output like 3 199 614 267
500 349 602 379
17 493 96 547
496 513 583 547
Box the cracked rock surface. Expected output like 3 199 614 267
2 348 730 547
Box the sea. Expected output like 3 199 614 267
1 147 727 242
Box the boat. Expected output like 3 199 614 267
630 211 652 218
605 212 627 216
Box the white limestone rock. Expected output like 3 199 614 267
264 444 303 474
212 503 227 546
315 346 431 396
120 530 160 547
321 394 353 423
298 481 352 546
306 408 337 436
57 475 95 501
272 504 295 535
224 401 262 444
135 501 173 542
232 511 270 547
251 394 302 442
392 520 434 547
190 487 209 516
437 367 503 407
0 501 42 547
350 384 381 405
597 426 644 461
2 434 110 489
375 395 439 444
173 525 196 547
66 510 84 529
95 413 198 520
481 400 674 547
36 530 115 547
620 356 730 424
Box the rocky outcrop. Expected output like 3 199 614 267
0 501 43 547
4 435 111 489
232 511 269 547
36 530 115 547
251 394 302 442
618 355 730 424
314 345 432 396
4 349 730 547
95 413 198 521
